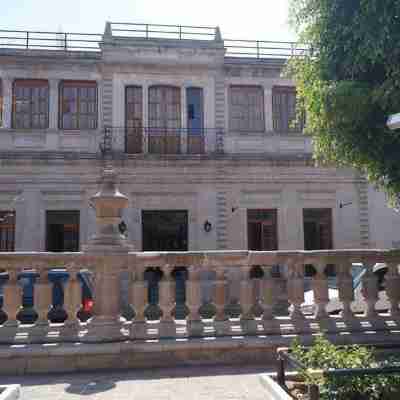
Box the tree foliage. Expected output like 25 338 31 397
289 0 400 204
291 335 400 399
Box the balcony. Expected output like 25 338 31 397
103 127 223 155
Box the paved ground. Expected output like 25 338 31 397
1 365 273 399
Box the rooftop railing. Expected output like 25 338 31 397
0 29 102 51
108 22 217 41
0 23 308 59
224 38 308 58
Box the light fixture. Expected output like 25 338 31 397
339 201 353 209
203 220 212 232
119 220 127 235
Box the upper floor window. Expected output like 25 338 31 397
272 86 303 134
59 81 97 130
229 85 264 132
12 79 49 129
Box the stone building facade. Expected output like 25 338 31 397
0 22 399 253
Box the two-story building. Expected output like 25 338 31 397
0 22 399 253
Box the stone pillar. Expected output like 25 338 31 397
82 164 132 342
84 166 132 253
181 86 188 153
385 262 400 317
186 265 203 337
142 83 149 154
264 87 273 132
159 267 175 338
2 77 13 129
48 79 59 130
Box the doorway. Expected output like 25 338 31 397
303 208 333 250
142 210 188 251
46 210 80 252
247 209 278 250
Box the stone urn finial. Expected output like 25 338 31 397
84 165 132 253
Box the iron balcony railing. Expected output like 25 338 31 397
0 24 308 59
102 126 223 155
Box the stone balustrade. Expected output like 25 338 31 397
0 249 399 345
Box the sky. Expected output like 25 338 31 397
1 0 297 42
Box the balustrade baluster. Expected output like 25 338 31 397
214 268 229 336
130 267 148 339
240 266 256 335
34 272 52 326
287 262 306 326
159 267 176 338
385 262 400 317
64 268 81 329
337 262 354 320
2 270 21 328
262 266 274 321
186 265 203 337
312 263 329 319
361 263 379 318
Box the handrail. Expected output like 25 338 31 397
0 26 308 58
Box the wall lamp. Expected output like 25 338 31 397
339 201 353 209
204 220 212 232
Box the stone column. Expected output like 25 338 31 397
264 87 273 132
82 164 132 342
186 265 203 337
159 267 176 338
142 83 149 154
181 86 188 153
47 79 59 150
2 77 13 129
385 262 400 317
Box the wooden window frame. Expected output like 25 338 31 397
229 85 265 133
272 86 304 134
0 211 15 252
12 79 49 129
59 80 98 130
125 85 143 153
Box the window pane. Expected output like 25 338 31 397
13 80 49 129
60 81 97 129
229 86 264 132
